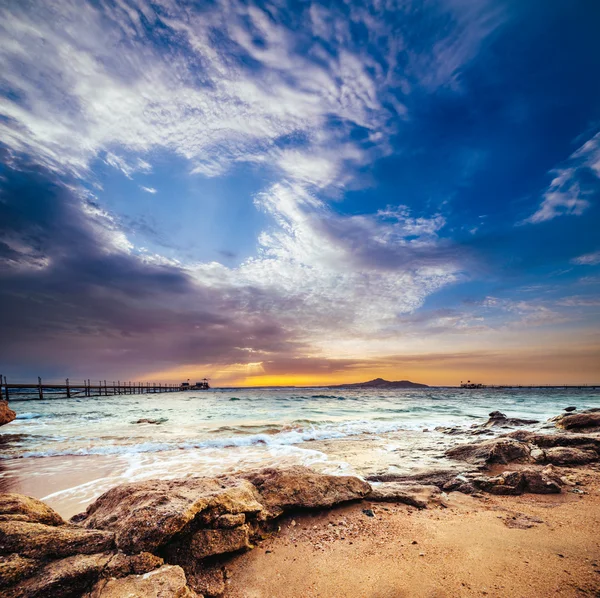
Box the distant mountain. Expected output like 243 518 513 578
329 377 428 389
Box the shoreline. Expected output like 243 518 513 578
1 408 600 596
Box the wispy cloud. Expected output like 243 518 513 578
521 131 600 224
572 250 600 266
140 186 157 194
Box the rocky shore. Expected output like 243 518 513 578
1 408 600 597
0 401 16 427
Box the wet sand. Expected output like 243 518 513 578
0 430 469 519
224 467 600 598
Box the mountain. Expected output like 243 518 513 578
328 378 428 389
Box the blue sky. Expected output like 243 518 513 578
0 0 599 384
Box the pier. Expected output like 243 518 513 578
0 376 200 401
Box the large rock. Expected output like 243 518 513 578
3 553 113 598
367 469 469 488
241 466 371 515
0 401 16 426
543 447 598 466
0 493 66 526
85 564 198 598
0 521 114 560
444 468 561 496
367 483 443 508
79 477 263 553
555 409 600 433
506 430 600 449
445 438 532 466
482 411 539 428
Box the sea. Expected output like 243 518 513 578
1 387 599 518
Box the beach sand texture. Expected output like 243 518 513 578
225 472 600 598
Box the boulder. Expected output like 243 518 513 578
0 401 16 426
543 447 598 466
367 483 443 509
241 466 371 515
84 564 198 598
505 430 600 449
0 521 114 559
78 477 263 553
168 559 225 597
442 468 561 496
521 469 562 494
3 552 113 598
0 493 66 526
367 469 468 489
482 411 539 428
445 438 532 466
555 410 600 432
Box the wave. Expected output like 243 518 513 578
1 418 459 460
15 412 43 420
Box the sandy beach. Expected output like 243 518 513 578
2 407 600 597
225 465 600 598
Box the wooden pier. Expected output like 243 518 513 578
0 375 193 401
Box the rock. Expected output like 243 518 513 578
189 526 251 559
503 513 544 529
443 468 562 496
0 521 114 559
4 552 112 598
178 560 225 597
241 466 371 515
367 470 455 486
0 554 43 589
555 410 600 432
442 474 477 494
543 447 598 466
367 483 443 509
564 406 577 412
446 438 532 466
134 418 162 425
472 471 526 495
482 411 539 428
505 430 600 450
0 493 66 526
0 401 16 427
212 513 245 528
103 551 164 578
521 469 562 494
84 564 198 598
79 477 263 553
362 509 375 517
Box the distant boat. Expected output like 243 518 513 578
460 380 486 389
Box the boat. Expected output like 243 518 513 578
460 380 486 389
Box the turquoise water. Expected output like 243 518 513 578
1 387 598 516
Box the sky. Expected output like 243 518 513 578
0 0 599 386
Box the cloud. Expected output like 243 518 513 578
140 186 157 194
0 0 514 379
572 250 600 266
0 0 505 186
522 131 600 224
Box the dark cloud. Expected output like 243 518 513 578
0 157 302 379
